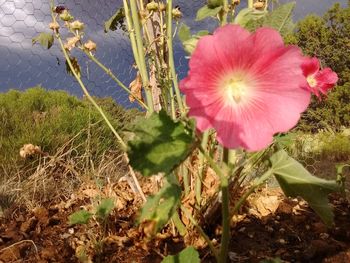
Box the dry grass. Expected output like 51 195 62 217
0 129 129 212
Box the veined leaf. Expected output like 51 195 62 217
263 2 296 34
196 5 222 21
32 33 54 49
127 110 195 177
245 2 296 35
234 7 267 27
139 180 181 233
162 247 200 263
270 150 341 226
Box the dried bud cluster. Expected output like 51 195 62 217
69 20 85 31
253 0 266 9
49 21 60 31
59 9 74 21
19 144 44 159
84 40 97 52
64 36 80 51
172 7 182 19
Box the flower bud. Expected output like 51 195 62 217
158 3 166 11
64 36 80 51
232 0 240 5
69 20 84 31
49 21 60 31
253 1 265 9
59 9 74 22
84 40 97 52
207 0 223 9
172 8 182 19
146 1 158 11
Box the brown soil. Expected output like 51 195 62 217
0 181 349 263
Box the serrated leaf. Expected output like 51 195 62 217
127 110 195 177
139 181 181 233
178 24 191 43
65 57 81 78
104 8 125 33
270 150 341 226
196 5 222 21
245 2 296 35
32 33 54 49
162 247 200 263
95 198 114 219
263 2 296 34
68 209 93 225
234 7 267 27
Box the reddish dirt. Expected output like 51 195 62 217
0 182 349 263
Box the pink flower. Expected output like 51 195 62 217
180 25 311 151
301 57 338 99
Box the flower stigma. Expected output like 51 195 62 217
306 75 317 88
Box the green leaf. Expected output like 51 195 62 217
127 110 195 177
178 24 191 43
104 8 125 33
68 209 93 225
162 247 200 263
32 33 54 49
263 2 296 34
95 198 114 219
181 31 209 55
65 57 81 78
234 7 267 28
196 5 222 21
270 150 341 226
139 180 181 233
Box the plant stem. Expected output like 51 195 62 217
221 0 229 26
181 205 219 262
84 51 148 109
219 173 230 263
196 131 210 205
129 0 154 113
166 0 185 116
50 15 127 152
123 0 141 71
231 168 273 216
248 0 254 8
181 162 190 196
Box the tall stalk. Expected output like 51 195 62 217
129 0 154 113
166 0 185 116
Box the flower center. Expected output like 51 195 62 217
222 74 252 105
307 75 317 88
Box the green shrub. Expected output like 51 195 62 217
0 86 138 169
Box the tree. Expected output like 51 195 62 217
286 1 350 131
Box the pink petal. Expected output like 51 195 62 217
301 57 320 76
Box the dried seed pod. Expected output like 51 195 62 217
49 21 60 31
84 40 97 52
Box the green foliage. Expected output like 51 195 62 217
139 178 181 234
243 2 295 36
178 24 209 54
32 32 54 49
95 198 114 220
270 150 341 226
0 86 136 169
285 2 350 131
104 8 125 33
196 5 222 21
127 110 195 177
234 8 267 28
161 247 200 263
69 209 93 225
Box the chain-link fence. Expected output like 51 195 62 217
0 0 346 107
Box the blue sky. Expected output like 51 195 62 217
0 0 348 107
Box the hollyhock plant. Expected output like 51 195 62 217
180 25 311 152
301 57 338 99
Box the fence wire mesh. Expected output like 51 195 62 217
0 0 210 107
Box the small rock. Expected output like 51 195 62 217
279 228 285 233
238 227 246 233
278 238 287 244
320 233 330 240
